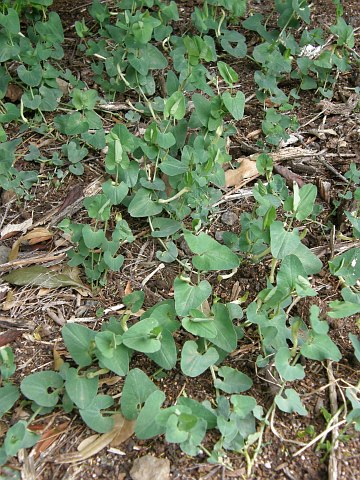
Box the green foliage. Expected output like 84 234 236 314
0 0 358 473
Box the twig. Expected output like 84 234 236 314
0 250 69 272
316 155 349 184
293 420 346 458
141 263 165 286
327 360 340 480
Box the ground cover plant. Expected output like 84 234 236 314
0 0 359 478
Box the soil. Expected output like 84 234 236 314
0 1 359 480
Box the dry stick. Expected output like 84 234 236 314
316 155 350 184
327 360 340 480
293 419 346 458
0 250 69 272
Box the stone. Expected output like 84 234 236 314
0 246 10 265
130 455 170 480
215 230 224 242
221 211 237 226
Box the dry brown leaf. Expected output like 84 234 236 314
225 158 259 187
99 376 121 387
0 330 24 347
77 434 101 452
273 164 305 188
8 238 21 262
1 218 33 240
124 280 132 296
32 422 70 459
56 414 127 464
22 228 53 245
110 417 135 447
5 83 23 102
53 347 64 371
1 290 16 311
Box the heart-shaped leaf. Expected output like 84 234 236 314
275 347 305 381
214 366 253 394
180 340 219 377
174 277 212 316
222 91 245 120
122 317 161 353
103 251 124 271
79 394 114 433
135 390 166 439
183 232 239 271
128 188 163 217
64 367 98 410
62 323 96 367
82 225 105 249
275 388 308 416
121 369 158 420
21 371 63 407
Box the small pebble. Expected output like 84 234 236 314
221 211 238 226
215 231 224 242
0 246 10 265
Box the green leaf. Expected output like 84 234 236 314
182 311 217 340
217 61 239 85
329 248 360 286
64 367 98 410
275 388 308 416
21 371 63 407
35 12 64 43
54 112 89 135
121 368 158 420
270 221 301 259
222 91 245 120
157 131 176 149
135 390 166 439
151 218 181 238
122 318 161 353
97 343 129 376
214 367 253 394
177 397 217 428
184 232 240 271
103 251 124 271
62 323 96 367
349 334 360 363
0 384 20 417
159 156 188 176
83 194 111 221
146 330 177 370
231 395 257 418
94 331 116 359
164 91 186 120
102 180 128 205
328 300 360 319
294 183 317 220
0 8 20 35
301 333 341 361
181 340 219 377
173 277 212 317
71 88 98 110
220 29 247 58
79 395 114 433
191 93 211 127
82 225 106 249
292 242 322 275
128 188 163 217
123 290 145 313
211 303 238 353
17 65 42 87
4 421 39 457
275 347 305 381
